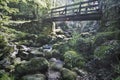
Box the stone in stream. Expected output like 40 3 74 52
49 58 64 71
47 58 64 80
43 44 52 52
22 74 46 80
30 48 45 57
47 70 61 80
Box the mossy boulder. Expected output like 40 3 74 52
15 57 49 77
63 51 85 69
22 74 46 80
49 58 64 71
61 68 77 80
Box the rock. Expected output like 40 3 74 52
61 68 77 80
0 58 11 69
49 58 57 62
19 45 30 52
49 58 64 71
63 51 84 69
51 49 61 59
15 57 49 77
30 48 45 57
72 67 87 76
43 45 52 52
10 44 18 58
16 51 29 60
22 74 46 80
80 32 91 38
47 70 61 80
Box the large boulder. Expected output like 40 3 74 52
15 57 49 77
63 51 85 69
61 68 77 80
49 58 64 71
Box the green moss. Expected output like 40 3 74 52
64 51 85 68
15 57 49 76
61 68 77 80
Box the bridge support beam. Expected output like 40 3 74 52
52 22 56 35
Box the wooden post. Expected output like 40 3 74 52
51 9 53 18
85 7 88 14
65 6 67 16
79 3 81 14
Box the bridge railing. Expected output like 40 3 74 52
46 0 101 18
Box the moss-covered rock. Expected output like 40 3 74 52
15 57 49 77
64 51 85 69
49 58 63 71
61 68 77 80
22 74 46 80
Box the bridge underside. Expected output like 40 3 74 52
44 13 102 22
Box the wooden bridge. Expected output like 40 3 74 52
44 0 102 21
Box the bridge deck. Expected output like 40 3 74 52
44 0 102 21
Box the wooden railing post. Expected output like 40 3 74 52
65 6 67 16
79 3 81 14
85 7 88 14
51 9 53 18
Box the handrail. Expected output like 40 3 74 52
44 0 102 21
51 0 98 10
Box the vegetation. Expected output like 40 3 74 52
0 0 120 80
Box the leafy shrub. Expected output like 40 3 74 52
94 40 120 59
94 45 112 59
0 71 14 80
36 34 51 46
112 76 120 80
